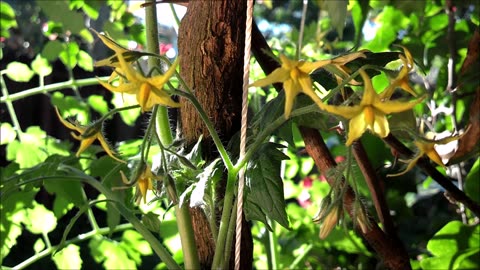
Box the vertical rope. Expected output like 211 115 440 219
235 1 253 269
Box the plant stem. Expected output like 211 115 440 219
0 73 24 140
177 90 234 171
0 77 109 103
23 172 181 269
288 244 313 269
12 223 133 270
212 171 237 269
268 220 278 269
144 1 199 269
81 188 100 231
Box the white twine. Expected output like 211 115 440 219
234 0 253 269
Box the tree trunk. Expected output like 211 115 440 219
177 1 252 269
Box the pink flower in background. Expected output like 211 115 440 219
159 43 173 55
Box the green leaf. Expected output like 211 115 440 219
41 40 64 62
5 62 35 82
0 122 16 145
52 244 83 269
142 212 162 234
23 202 57 234
59 42 80 69
87 95 109 116
421 221 480 270
111 92 141 126
44 178 84 208
465 159 479 204
190 159 221 208
89 237 137 269
245 143 290 229
36 0 85 34
51 92 90 124
77 50 93 71
0 2 17 38
0 187 37 261
33 238 45 254
31 54 53 77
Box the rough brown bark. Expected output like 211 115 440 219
177 1 252 269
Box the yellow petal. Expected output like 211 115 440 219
147 86 181 109
283 79 301 119
331 50 367 65
279 54 297 70
364 106 375 127
148 58 178 89
319 208 338 239
374 96 424 114
55 107 82 132
138 177 150 203
371 111 390 138
250 67 290 88
322 104 363 120
92 29 128 54
358 70 378 105
346 113 368 146
137 83 151 112
97 133 125 163
425 148 445 167
98 78 140 94
387 155 422 177
76 137 96 157
298 59 331 74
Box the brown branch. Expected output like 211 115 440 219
352 141 396 236
301 128 411 270
384 134 480 217
252 20 410 270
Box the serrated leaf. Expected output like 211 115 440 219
31 54 52 77
5 62 35 82
52 244 83 269
44 178 84 208
190 159 220 208
245 143 290 229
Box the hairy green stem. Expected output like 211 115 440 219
0 77 109 103
12 223 133 270
144 1 199 269
176 90 234 171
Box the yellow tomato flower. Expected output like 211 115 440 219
55 108 125 163
323 70 424 146
388 134 462 177
120 164 160 204
94 30 179 112
92 29 132 84
381 46 417 99
249 52 365 119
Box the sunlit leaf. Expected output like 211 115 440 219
77 50 93 71
59 42 80 69
89 237 137 269
421 221 480 269
52 244 83 269
111 92 141 126
87 95 109 116
465 159 479 204
31 54 53 77
0 2 17 38
0 122 16 145
5 62 35 82
33 238 45 254
36 0 84 34
23 202 57 234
